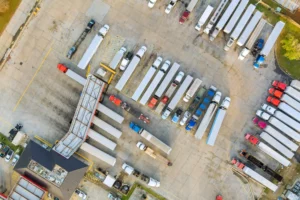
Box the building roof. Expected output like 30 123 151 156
14 140 88 200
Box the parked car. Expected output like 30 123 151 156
120 52 133 71
11 154 20 166
107 192 121 200
268 88 283 98
75 189 87 199
5 149 14 162
266 96 280 106
148 0 157 8
165 0 177 14
0 146 9 158
272 80 287 91
180 111 191 126
171 109 183 123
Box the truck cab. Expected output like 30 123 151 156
161 108 171 119
185 119 196 130
129 122 142 134
148 97 158 109
165 0 177 14
179 11 190 24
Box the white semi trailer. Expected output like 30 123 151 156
204 0 229 34
80 142 116 166
88 129 117 151
161 75 193 119
273 110 300 132
131 57 163 101
268 117 300 142
291 80 300 91
260 132 294 159
238 18 266 60
58 66 87 86
280 94 300 111
195 5 214 31
284 86 300 102
78 25 109 70
92 117 122 139
278 102 300 122
139 60 171 105
115 46 147 91
97 103 124 124
224 4 255 51
206 97 231 146
223 0 249 34
109 47 127 70
195 91 222 140
210 0 240 41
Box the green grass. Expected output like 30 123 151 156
0 132 24 154
0 0 21 35
121 183 166 200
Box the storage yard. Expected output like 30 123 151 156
0 0 298 200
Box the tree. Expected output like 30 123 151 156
0 0 9 13
281 34 300 61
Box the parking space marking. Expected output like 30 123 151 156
13 41 54 112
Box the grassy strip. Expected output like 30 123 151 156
0 0 21 35
121 183 167 200
0 132 24 154
121 183 137 200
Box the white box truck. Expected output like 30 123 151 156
80 142 116 166
78 25 109 70
206 97 231 146
291 80 300 91
278 102 300 122
260 132 294 159
268 117 300 142
115 46 147 91
109 47 127 70
183 78 202 102
195 91 222 140
254 21 285 68
97 103 124 124
237 11 263 46
274 110 300 132
92 117 122 139
195 5 214 31
204 0 229 34
210 0 240 41
88 129 117 151
139 60 171 105
238 18 266 60
131 57 163 101
223 0 249 34
284 86 300 102
263 125 298 151
161 75 193 119
224 4 255 51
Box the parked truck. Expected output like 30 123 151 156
240 150 283 182
57 63 86 86
210 0 240 41
204 0 229 34
291 80 300 91
267 94 300 112
80 142 116 166
195 5 214 31
224 4 255 51
92 117 122 139
277 102 300 122
161 75 193 119
152 71 184 113
245 133 291 167
179 0 200 24
132 57 163 101
231 158 278 192
97 103 124 124
223 0 249 34
268 117 300 142
78 24 109 70
88 129 117 151
115 46 147 91
183 78 202 102
273 110 300 132
254 117 298 151
109 47 127 70
67 19 95 59
260 132 294 159
284 86 300 102
186 86 216 131
129 122 172 154
194 91 222 139
238 18 266 60
253 21 285 68
148 63 180 108
206 97 231 146
139 60 170 105
136 142 172 166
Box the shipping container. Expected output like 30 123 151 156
92 117 122 139
88 129 117 151
97 103 124 124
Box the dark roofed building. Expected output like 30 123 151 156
14 140 88 200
